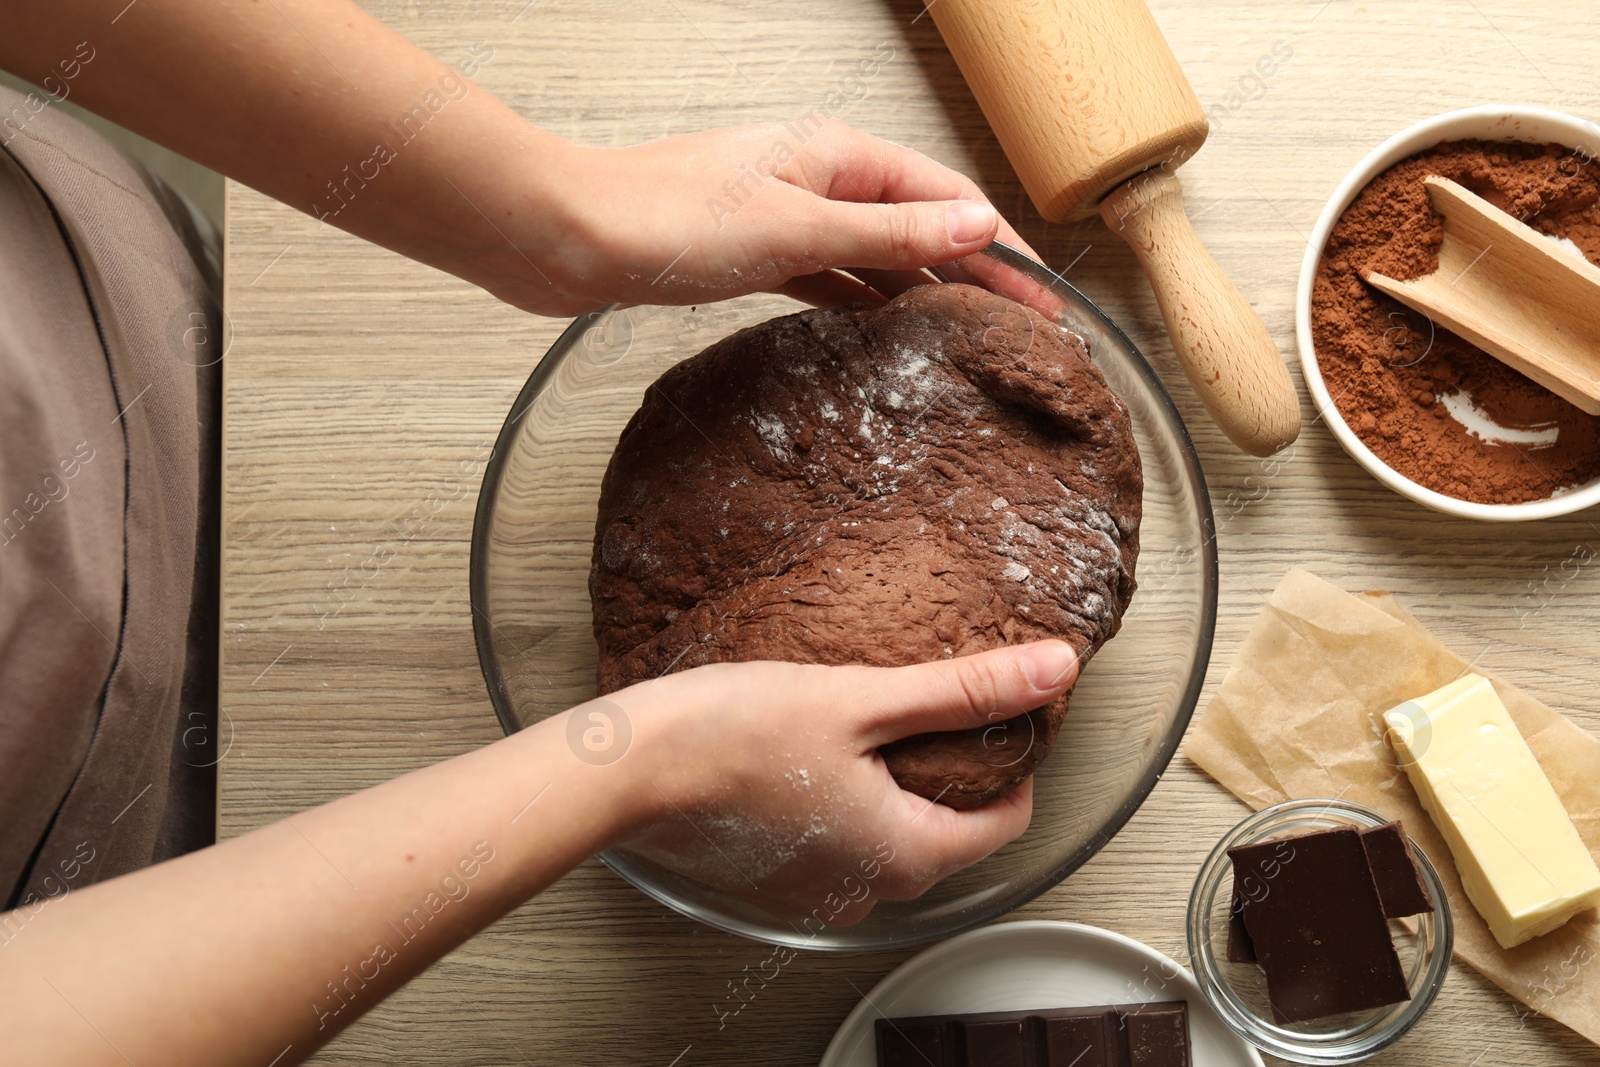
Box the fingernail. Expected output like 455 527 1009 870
946 200 997 245
1020 641 1077 691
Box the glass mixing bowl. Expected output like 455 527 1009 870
470 242 1218 950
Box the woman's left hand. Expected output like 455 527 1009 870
473 118 1035 316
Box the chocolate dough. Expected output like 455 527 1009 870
589 284 1141 807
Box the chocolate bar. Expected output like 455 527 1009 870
875 1001 1189 1067
1228 826 1410 1024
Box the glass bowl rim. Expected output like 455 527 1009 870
468 242 1221 950
1185 797 1456 1064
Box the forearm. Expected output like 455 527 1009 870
0 0 566 303
0 642 1073 1064
0 713 648 1066
1 1 1018 318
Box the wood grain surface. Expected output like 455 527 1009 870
221 2 1600 1064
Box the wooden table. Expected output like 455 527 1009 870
220 2 1600 1063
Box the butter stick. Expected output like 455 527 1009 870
1384 674 1600 948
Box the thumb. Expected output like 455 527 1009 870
855 640 1079 748
804 197 1000 272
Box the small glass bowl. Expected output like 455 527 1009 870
1186 798 1453 1065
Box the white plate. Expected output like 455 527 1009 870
819 920 1263 1067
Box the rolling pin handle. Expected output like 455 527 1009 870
1100 171 1302 456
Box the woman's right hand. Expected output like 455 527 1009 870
579 640 1078 926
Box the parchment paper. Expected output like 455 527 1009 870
1185 568 1600 1045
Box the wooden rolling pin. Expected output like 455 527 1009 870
926 0 1301 456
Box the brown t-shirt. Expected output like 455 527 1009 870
0 84 218 910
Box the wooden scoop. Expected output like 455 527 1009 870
1365 176 1600 415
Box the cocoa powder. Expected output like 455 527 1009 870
1312 139 1600 504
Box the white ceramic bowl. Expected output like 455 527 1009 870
1296 105 1600 521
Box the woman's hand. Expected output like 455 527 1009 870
472 118 1035 316
589 640 1079 925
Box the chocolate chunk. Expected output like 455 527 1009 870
1121 1003 1191 1067
1225 884 1256 963
874 1003 1185 1067
1227 822 1429 964
877 1018 950 1067
591 284 1142 809
1228 827 1410 1023
1360 821 1434 918
964 1018 1027 1067
1042 1011 1117 1067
